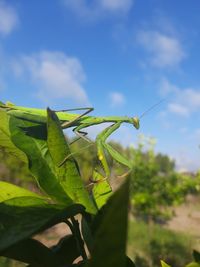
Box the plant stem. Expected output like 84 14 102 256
66 217 87 261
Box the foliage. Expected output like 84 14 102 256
128 220 193 267
0 103 133 267
155 153 175 174
0 148 33 187
127 135 200 222
0 101 199 267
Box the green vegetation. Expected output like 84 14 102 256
0 101 200 267
128 220 193 267
0 148 33 187
128 136 200 222
0 102 133 267
69 135 200 222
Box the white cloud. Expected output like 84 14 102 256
62 0 94 19
0 1 19 35
178 89 200 109
159 79 200 117
159 77 179 96
109 92 125 107
168 103 189 117
137 31 185 68
179 127 188 134
188 128 200 142
174 150 200 173
100 0 133 12
194 129 200 139
62 0 133 20
12 51 89 105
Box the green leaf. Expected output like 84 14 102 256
0 196 84 251
0 109 27 163
186 262 200 267
0 181 46 203
86 179 130 267
161 260 171 267
193 250 200 263
9 115 73 205
47 108 97 214
0 238 60 267
92 170 112 209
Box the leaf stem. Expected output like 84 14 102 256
66 217 87 261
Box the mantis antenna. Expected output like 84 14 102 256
139 99 166 119
132 99 165 129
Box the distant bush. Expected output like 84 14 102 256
128 220 193 267
128 136 200 222
0 148 33 187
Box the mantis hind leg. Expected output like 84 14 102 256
96 122 132 178
58 143 94 167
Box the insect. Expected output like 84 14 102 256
0 100 163 179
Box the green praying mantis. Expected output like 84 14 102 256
0 100 163 179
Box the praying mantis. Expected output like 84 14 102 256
0 100 163 179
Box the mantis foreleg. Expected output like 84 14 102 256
96 136 110 178
96 122 132 178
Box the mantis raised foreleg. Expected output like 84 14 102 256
59 122 132 178
96 122 132 178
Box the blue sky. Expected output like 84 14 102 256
0 0 200 172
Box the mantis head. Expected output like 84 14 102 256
132 117 140 129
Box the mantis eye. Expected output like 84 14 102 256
132 117 140 129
